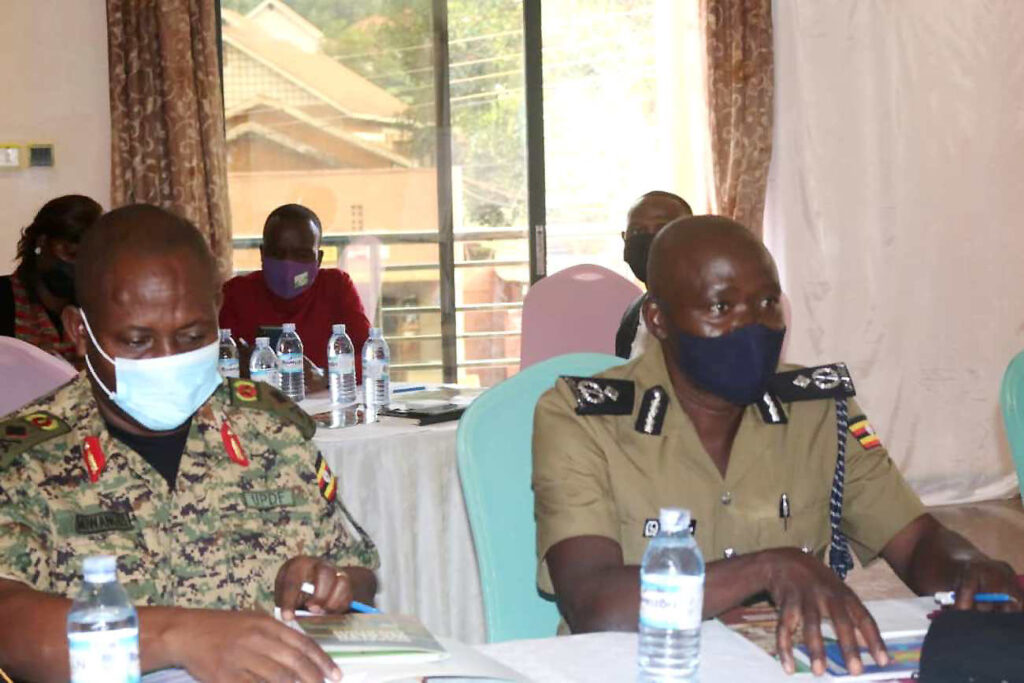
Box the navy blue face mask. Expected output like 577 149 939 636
671 323 786 405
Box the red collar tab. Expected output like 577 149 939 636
82 436 106 483
221 421 249 467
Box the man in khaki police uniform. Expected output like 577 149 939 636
533 215 1023 676
0 205 376 683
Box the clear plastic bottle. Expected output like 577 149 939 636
327 323 357 407
67 555 141 683
638 507 705 683
217 328 239 379
249 336 280 389
276 322 305 402
361 327 391 422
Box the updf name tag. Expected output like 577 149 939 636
242 488 297 509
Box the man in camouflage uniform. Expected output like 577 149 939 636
533 216 1023 677
0 205 376 683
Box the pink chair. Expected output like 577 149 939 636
520 264 643 368
0 337 78 417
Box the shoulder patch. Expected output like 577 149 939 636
0 411 71 469
561 376 635 416
635 386 668 435
769 363 856 403
849 414 882 450
228 378 316 440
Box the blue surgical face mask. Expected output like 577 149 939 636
80 309 222 431
670 322 786 406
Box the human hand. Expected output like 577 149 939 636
276 555 354 620
949 558 1024 612
764 548 888 676
166 608 341 683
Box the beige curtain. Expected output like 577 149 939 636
107 0 232 278
702 0 774 235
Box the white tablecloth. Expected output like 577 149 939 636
306 397 486 644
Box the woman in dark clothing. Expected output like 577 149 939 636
1 195 102 363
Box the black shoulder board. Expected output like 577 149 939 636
561 376 635 416
769 363 856 403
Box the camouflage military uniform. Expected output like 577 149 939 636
533 347 925 596
0 375 378 611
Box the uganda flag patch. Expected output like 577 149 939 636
849 415 882 450
314 453 337 503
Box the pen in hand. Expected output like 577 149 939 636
300 581 380 613
934 591 1016 606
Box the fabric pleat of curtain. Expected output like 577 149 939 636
702 0 774 236
106 0 232 279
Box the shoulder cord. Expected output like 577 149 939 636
829 398 855 579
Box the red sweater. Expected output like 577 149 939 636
219 268 371 380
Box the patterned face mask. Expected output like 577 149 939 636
80 309 222 431
261 257 318 299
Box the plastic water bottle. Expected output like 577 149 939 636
327 323 357 406
362 327 390 422
67 555 141 683
249 336 280 389
276 322 305 402
638 507 705 682
217 328 239 379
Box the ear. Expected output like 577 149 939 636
62 306 89 358
643 297 671 341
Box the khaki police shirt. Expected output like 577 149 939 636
0 375 378 611
532 346 924 595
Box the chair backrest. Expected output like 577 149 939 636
0 338 77 418
456 351 624 642
339 236 383 326
999 350 1024 499
520 264 642 369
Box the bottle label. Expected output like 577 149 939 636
251 369 275 384
278 352 303 373
69 627 141 683
639 573 703 630
329 356 354 374
364 359 388 376
218 358 240 378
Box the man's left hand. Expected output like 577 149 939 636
950 558 1024 612
275 556 354 620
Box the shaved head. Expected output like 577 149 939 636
625 191 693 238
262 204 322 265
75 204 219 316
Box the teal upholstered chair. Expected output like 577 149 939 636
999 351 1024 499
456 352 623 642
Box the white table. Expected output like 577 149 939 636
303 395 486 645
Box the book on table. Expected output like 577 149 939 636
294 613 448 665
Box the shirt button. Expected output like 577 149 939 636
720 491 732 505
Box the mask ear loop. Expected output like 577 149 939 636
78 308 118 400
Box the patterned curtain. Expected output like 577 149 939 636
107 0 233 278
702 0 774 236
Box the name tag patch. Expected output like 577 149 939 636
74 511 134 535
242 489 296 509
643 518 697 537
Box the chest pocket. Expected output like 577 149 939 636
756 494 830 557
54 501 151 600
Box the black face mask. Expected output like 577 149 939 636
624 233 655 283
40 258 76 303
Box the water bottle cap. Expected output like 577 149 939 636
332 323 346 335
83 555 117 582
282 322 296 332
220 328 231 338
658 507 691 533
255 336 270 348
369 327 381 338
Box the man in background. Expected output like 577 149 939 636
615 190 692 358
219 204 371 381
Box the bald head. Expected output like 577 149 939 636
76 204 219 316
263 204 322 264
626 191 693 238
647 215 775 303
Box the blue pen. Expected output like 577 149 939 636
393 385 427 394
934 591 1016 606
300 582 381 613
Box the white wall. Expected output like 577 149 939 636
0 0 111 273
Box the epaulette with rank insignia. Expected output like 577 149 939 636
561 376 635 416
769 363 856 403
227 378 316 440
0 411 70 470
